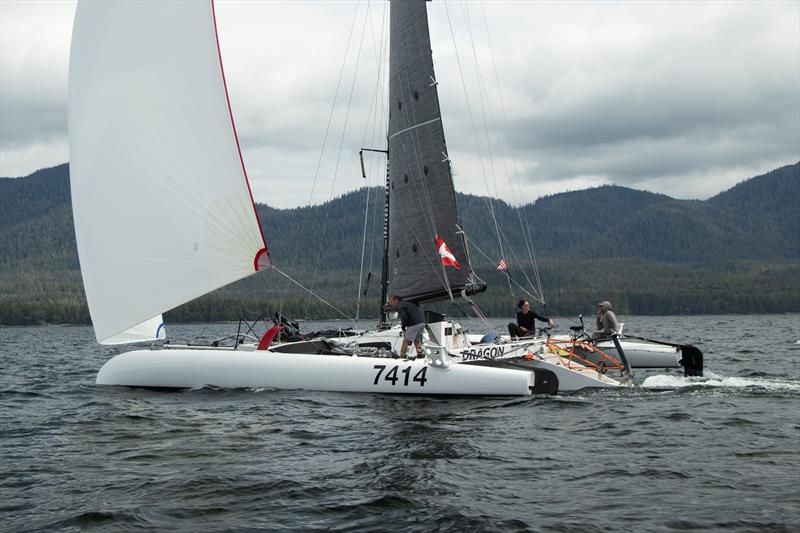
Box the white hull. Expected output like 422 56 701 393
452 341 625 391
595 339 681 368
331 329 625 392
96 348 540 396
500 334 684 370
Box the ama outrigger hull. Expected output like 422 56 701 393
453 341 627 391
326 325 628 392
549 336 703 376
593 339 680 368
477 333 701 375
96 349 561 396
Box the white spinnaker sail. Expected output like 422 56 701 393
103 315 166 345
68 0 268 345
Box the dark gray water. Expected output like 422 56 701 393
2 315 799 532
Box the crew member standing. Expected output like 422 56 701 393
387 294 426 358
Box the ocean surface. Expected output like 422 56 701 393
1 314 798 532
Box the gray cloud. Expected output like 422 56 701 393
1 0 798 207
0 1 73 153
1 94 66 149
426 1 800 201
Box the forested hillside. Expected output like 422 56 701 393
1 162 798 324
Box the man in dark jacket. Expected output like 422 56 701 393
507 299 554 338
387 294 425 358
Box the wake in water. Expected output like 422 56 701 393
642 370 800 392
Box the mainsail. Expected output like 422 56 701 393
68 1 268 344
386 0 485 304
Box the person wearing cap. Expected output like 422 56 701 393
594 300 620 338
507 299 554 339
386 294 425 358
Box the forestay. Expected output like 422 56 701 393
68 0 267 344
386 0 483 304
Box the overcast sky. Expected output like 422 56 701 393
1 0 798 208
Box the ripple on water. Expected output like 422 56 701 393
1 316 799 531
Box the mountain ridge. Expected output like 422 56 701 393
1 161 798 323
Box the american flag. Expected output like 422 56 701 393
496 258 508 271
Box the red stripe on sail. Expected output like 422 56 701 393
254 247 270 271
211 0 270 271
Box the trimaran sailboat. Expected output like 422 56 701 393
306 0 702 383
69 1 695 395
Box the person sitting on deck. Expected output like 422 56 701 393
593 300 620 339
386 294 426 359
507 299 554 339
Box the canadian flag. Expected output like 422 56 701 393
436 234 461 269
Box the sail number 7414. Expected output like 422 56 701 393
373 364 428 387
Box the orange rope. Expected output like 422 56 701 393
545 338 624 372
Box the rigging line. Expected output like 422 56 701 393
456 224 487 292
394 124 453 301
355 174 371 325
357 97 388 322
355 104 380 323
360 1 387 148
386 52 453 295
405 122 454 301
519 205 545 301
461 1 507 213
442 0 504 289
374 3 390 152
463 1 542 303
467 237 545 304
454 284 493 328
356 2 389 323
528 221 545 301
306 0 361 207
479 0 545 301
389 19 454 263
496 223 544 303
388 183 451 293
394 42 440 244
272 266 353 321
304 2 371 318
460 0 514 302
506 271 545 304
501 240 544 303
441 0 493 203
392 8 472 301
364 0 383 110
479 199 545 302
465 0 541 299
470 301 494 331
392 38 454 299
263 233 287 322
452 298 493 330
460 1 500 199
365 2 389 277
368 177 381 273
